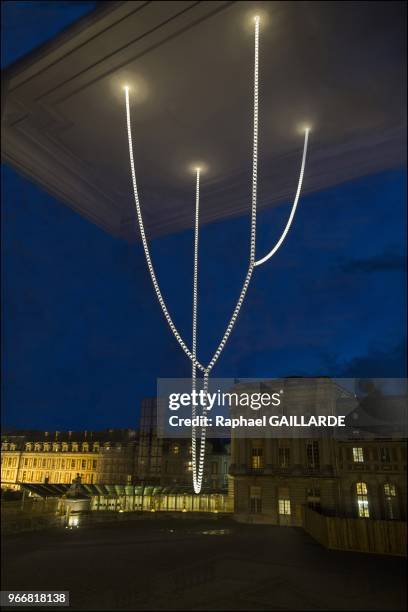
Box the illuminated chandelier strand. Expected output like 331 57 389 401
191 168 207 493
124 15 310 494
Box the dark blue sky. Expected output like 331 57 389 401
1 2 406 430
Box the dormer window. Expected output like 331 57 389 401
62 442 69 452
10 443 16 451
72 442 79 452
25 443 33 452
34 443 41 451
82 442 89 452
93 443 100 452
53 443 60 452
43 443 50 451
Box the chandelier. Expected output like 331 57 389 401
123 16 310 494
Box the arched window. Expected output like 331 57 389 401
384 483 397 520
82 442 89 452
356 482 369 518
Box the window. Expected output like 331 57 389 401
92 460 97 469
307 487 321 512
251 447 263 469
380 448 391 463
278 499 291 515
249 486 262 513
356 482 369 518
353 447 364 463
72 443 79 452
82 443 89 452
278 447 290 468
306 441 320 469
384 483 397 519
81 460 86 469
172 444 180 455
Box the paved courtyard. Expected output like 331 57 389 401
2 517 406 610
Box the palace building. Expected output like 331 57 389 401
1 429 138 489
229 378 407 528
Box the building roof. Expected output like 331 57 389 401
2 1 405 240
1 428 138 447
19 482 225 498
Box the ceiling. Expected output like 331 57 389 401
2 1 406 240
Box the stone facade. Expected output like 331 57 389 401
1 429 138 488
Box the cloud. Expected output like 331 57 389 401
337 341 407 378
340 252 406 274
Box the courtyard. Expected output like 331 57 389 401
2 517 406 610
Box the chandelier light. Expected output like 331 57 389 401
124 15 310 494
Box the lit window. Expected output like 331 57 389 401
278 499 291 515
251 447 263 469
172 445 180 455
384 483 397 520
356 482 369 517
384 483 396 497
353 447 364 463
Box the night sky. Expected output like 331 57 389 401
1 2 406 430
